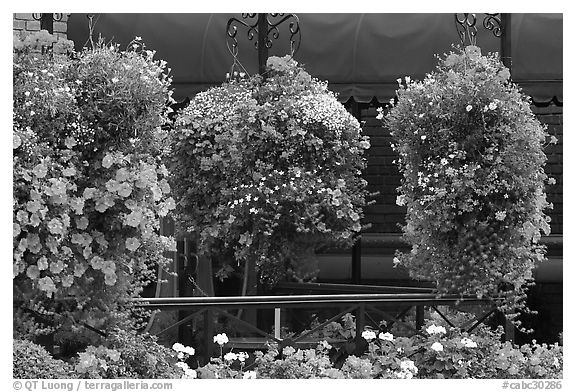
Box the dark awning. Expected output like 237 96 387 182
67 13 562 104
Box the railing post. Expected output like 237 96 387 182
355 303 366 338
203 309 214 364
415 305 425 331
274 307 281 339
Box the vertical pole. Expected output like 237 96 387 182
274 308 281 339
204 309 214 365
351 238 362 284
355 303 366 339
415 305 425 331
350 99 362 284
500 13 512 71
354 303 366 355
257 13 269 76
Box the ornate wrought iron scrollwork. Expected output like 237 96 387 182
226 13 301 55
483 13 503 38
455 13 478 46
267 13 301 55
32 13 64 22
226 13 302 77
226 13 259 58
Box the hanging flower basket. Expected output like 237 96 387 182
169 55 371 285
383 46 555 310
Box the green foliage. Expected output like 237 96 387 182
383 46 555 310
73 329 183 379
13 32 175 342
169 55 370 284
13 339 74 379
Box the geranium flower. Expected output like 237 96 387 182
243 370 257 379
361 330 376 341
379 332 394 341
430 342 444 352
426 325 446 335
224 352 238 362
213 333 229 346
461 337 478 348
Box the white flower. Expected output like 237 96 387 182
236 352 249 362
400 359 418 374
489 101 498 110
379 332 394 341
172 343 185 352
421 135 427 140
243 370 257 379
361 330 376 341
224 352 238 362
213 333 229 346
183 346 195 355
466 105 473 112
495 211 507 221
461 337 478 348
426 325 447 335
183 368 197 379
431 342 444 352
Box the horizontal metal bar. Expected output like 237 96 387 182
133 293 497 310
274 282 434 293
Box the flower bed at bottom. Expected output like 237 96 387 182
14 323 562 379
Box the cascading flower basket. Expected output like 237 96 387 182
169 55 371 285
13 33 176 341
382 46 555 313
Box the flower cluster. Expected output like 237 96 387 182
69 329 183 379
13 32 175 337
169 55 370 284
383 46 554 310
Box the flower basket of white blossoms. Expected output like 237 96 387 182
383 46 555 314
168 55 371 286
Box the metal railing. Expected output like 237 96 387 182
134 291 509 364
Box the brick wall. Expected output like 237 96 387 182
534 104 563 235
13 13 69 40
355 101 564 236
